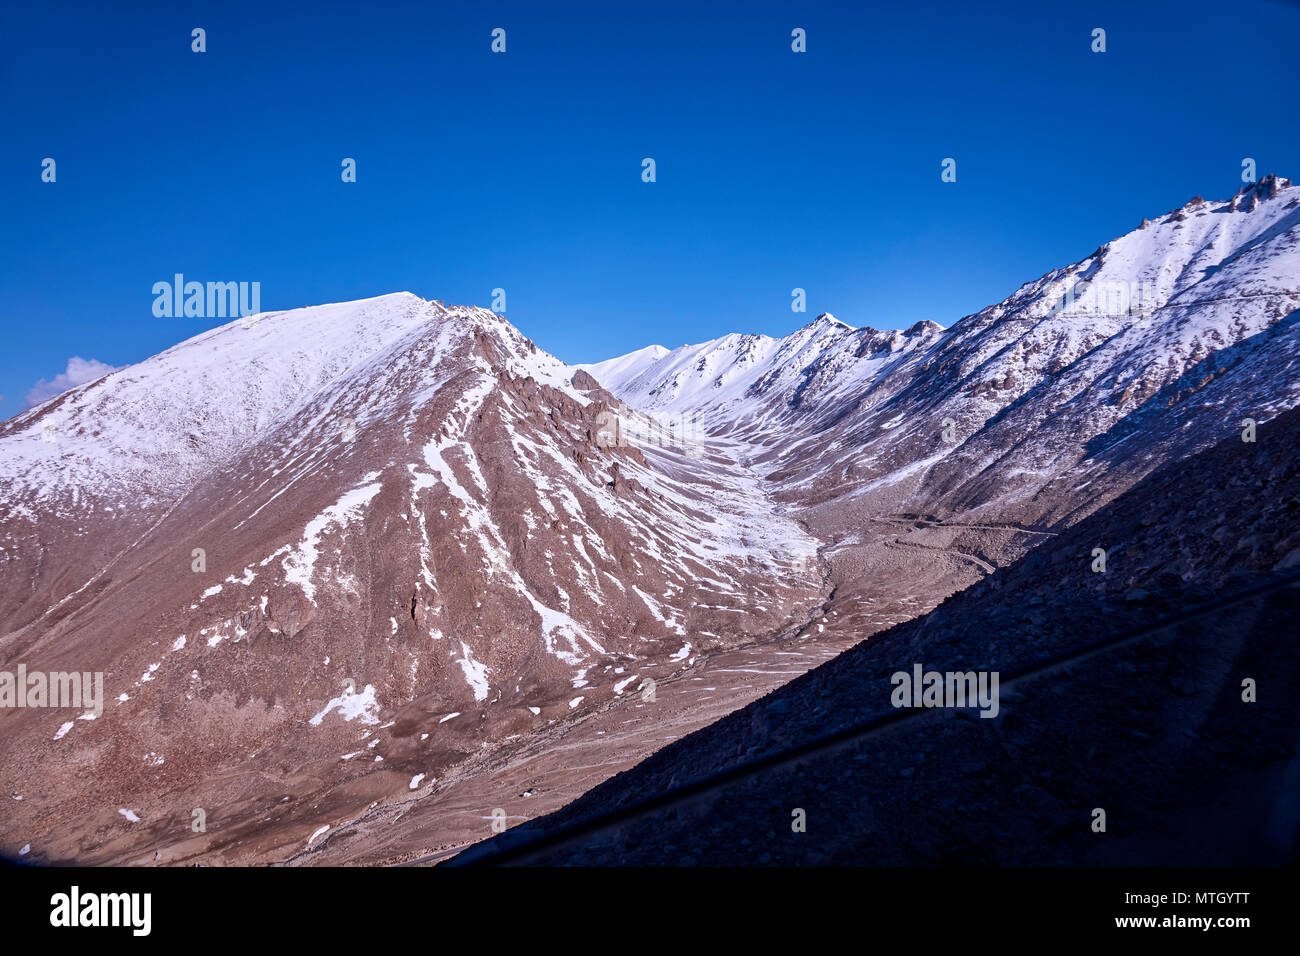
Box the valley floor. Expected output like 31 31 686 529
286 628 857 865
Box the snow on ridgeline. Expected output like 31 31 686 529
0 294 435 507
0 292 591 515
580 177 1300 514
578 344 669 392
578 311 945 434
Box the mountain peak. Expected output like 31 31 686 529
1238 173 1293 201
804 312 854 332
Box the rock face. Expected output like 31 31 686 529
3 176 1298 866
569 368 601 391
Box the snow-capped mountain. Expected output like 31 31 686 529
447 177 1300 868
581 314 945 432
592 175 1300 531
579 344 670 393
0 293 824 864
3 175 1296 866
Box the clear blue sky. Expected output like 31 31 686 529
2 0 1297 420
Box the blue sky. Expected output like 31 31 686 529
1 0 1297 420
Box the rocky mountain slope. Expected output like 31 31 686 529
590 175 1300 529
3 175 1296 866
451 402 1300 866
581 175 1300 657
0 294 824 864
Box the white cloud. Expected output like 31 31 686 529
25 357 119 409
